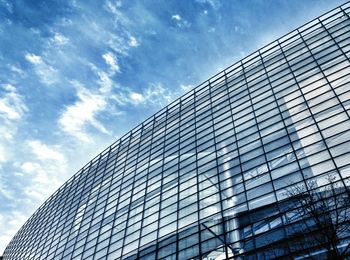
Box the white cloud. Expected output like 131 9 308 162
129 36 139 47
25 53 42 64
110 83 177 108
171 14 181 21
0 212 28 254
208 27 216 33
58 57 120 142
97 71 114 93
0 84 27 121
180 84 194 93
1 0 13 13
25 53 58 85
9 65 24 75
0 84 27 165
27 140 65 163
0 129 13 140
0 84 27 146
52 32 69 45
104 0 123 16
0 155 69 252
102 52 120 73
171 14 190 28
129 92 145 104
20 162 53 188
19 143 69 204
195 0 221 9
142 84 176 107
59 86 110 142
20 161 38 172
0 144 7 163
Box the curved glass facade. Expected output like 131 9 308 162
3 2 350 259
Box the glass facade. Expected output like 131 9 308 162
3 2 350 259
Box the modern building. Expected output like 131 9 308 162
3 2 350 259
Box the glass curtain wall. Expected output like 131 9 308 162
3 2 350 260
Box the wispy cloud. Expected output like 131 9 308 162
25 53 58 85
27 140 66 163
129 36 139 47
21 140 69 200
171 14 181 21
0 0 13 13
195 0 221 9
0 145 7 163
9 65 24 76
0 84 27 123
102 52 120 73
180 84 194 93
0 212 27 256
50 32 69 46
109 83 177 107
129 92 145 104
171 14 191 28
143 84 176 106
0 84 27 163
59 83 110 142
0 140 69 252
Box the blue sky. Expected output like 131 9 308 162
0 0 346 253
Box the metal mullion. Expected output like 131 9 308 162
286 115 349 152
193 86 203 259
277 37 340 189
120 128 147 259
28 210 50 258
90 146 121 258
302 28 329 47
170 106 181 260
312 18 350 46
241 59 290 254
328 23 350 45
224 72 250 255
171 109 187 259
259 44 331 180
262 49 286 70
206 79 230 259
302 14 349 47
104 144 132 258
34 192 67 259
78 152 113 258
315 48 349 71
50 188 78 259
34 200 54 256
281 94 343 124
248 63 328 111
154 108 172 260
136 122 162 258
340 5 350 29
319 16 350 75
241 61 280 199
228 93 252 115
172 108 181 260
282 52 317 75
53 167 94 258
61 167 110 258
68 162 100 256
226 74 246 92
297 28 350 190
320 8 348 31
